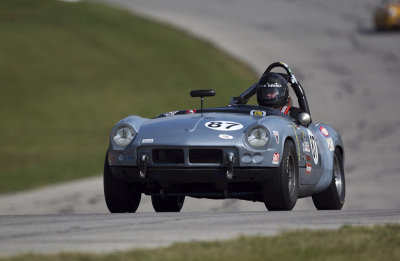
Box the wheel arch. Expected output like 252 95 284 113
335 145 345 167
285 136 296 148
280 135 298 167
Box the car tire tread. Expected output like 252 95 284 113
263 140 299 211
151 196 185 212
104 154 141 213
312 149 345 210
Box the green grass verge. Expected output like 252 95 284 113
1 225 400 260
0 0 257 194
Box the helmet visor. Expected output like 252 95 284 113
258 87 286 100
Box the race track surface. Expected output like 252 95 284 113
1 0 400 255
1 210 400 256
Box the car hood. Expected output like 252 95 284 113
137 112 262 146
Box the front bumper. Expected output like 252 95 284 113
111 166 279 183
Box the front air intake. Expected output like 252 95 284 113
189 149 223 164
152 149 184 164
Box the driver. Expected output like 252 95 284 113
256 72 303 118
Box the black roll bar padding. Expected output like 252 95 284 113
262 62 293 77
276 73 290 82
230 83 257 105
291 81 311 121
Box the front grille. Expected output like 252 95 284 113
189 149 223 164
152 149 184 164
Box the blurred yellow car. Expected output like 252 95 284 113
374 0 400 30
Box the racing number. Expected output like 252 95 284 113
226 123 240 129
208 122 222 128
307 129 319 165
207 122 240 129
310 135 318 163
205 121 243 131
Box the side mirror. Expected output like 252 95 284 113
190 89 215 112
298 113 311 126
190 89 215 98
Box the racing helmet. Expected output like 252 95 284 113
256 72 289 109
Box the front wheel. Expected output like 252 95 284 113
151 196 185 212
104 154 141 213
312 148 345 210
263 140 299 211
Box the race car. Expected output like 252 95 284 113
104 62 345 212
374 0 400 30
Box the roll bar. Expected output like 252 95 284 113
230 62 311 119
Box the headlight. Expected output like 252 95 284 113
112 124 136 148
246 125 269 148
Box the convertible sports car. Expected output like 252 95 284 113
104 62 345 212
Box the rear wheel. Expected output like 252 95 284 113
151 196 185 212
263 140 299 211
104 154 141 213
312 148 345 210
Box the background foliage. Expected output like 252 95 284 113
0 0 257 193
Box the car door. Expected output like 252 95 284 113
298 124 324 185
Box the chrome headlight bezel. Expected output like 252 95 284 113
112 124 136 148
246 124 270 149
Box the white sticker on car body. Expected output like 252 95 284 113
273 131 279 144
205 121 243 131
303 141 310 152
272 153 280 164
142 139 153 144
219 134 233 140
326 137 335 151
319 126 329 137
306 163 312 174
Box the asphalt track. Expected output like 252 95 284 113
1 0 400 255
1 210 400 255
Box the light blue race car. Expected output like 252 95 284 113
104 62 345 212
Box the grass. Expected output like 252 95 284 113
0 0 257 193
1 225 400 260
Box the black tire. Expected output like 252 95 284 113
103 154 141 213
151 195 185 212
312 149 345 210
263 140 299 211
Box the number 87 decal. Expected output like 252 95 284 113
205 121 244 131
307 129 319 165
